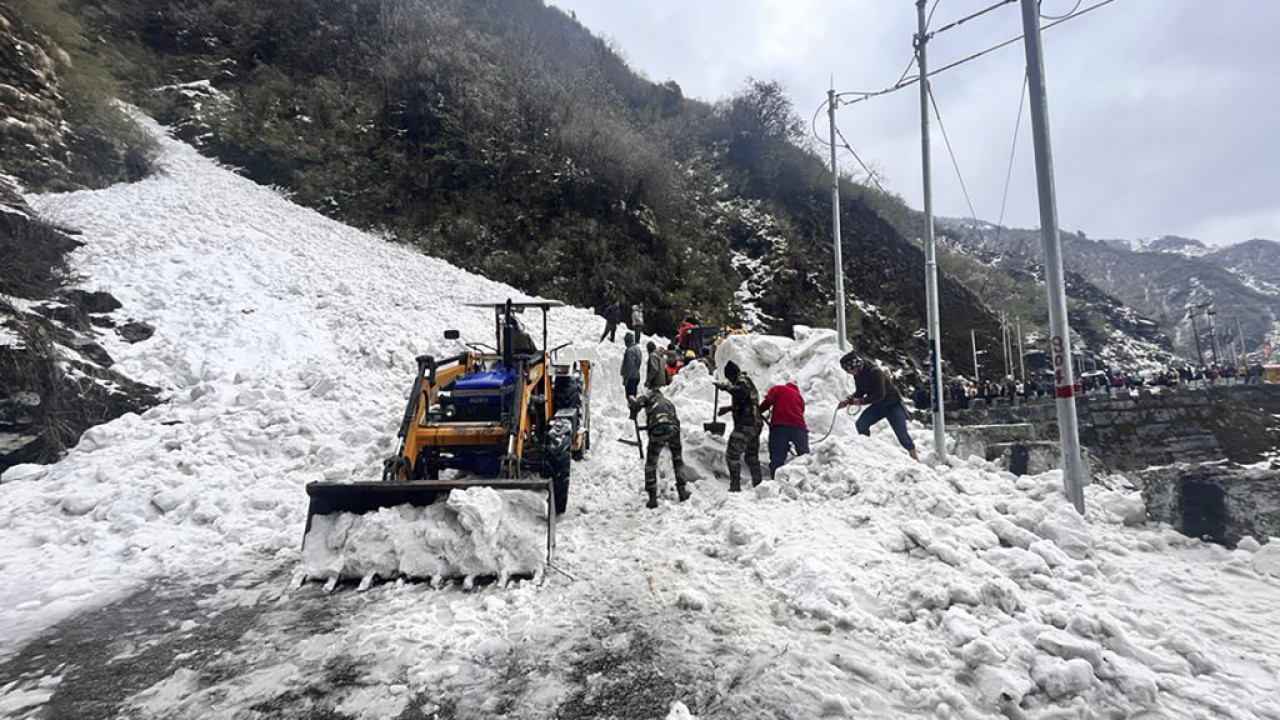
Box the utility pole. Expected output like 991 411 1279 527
1236 316 1247 363
1188 309 1205 366
1207 308 1221 364
1002 311 1013 378
1020 0 1086 514
971 329 980 380
828 87 848 352
1016 315 1026 380
915 0 946 459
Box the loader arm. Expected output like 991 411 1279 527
400 354 474 474
509 355 552 474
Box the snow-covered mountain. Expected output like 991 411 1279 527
1109 235 1210 258
941 220 1280 364
1 120 1278 719
935 219 1178 373
1205 239 1280 299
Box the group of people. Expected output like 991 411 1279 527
1148 362 1269 387
620 340 917 508
913 359 1273 412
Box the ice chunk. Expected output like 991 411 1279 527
1030 656 1094 699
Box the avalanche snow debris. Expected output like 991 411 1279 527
0 114 1276 719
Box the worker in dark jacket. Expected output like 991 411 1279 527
600 301 621 343
621 332 643 398
761 381 808 477
715 361 763 491
838 351 918 460
645 341 665 391
697 346 716 374
629 389 691 508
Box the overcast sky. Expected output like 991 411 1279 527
548 0 1280 246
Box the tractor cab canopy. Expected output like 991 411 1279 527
460 300 565 367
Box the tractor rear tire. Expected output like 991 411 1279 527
547 418 573 514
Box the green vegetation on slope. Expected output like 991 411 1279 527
53 0 1000 375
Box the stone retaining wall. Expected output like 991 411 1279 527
944 385 1280 472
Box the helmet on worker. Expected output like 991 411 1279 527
839 351 864 373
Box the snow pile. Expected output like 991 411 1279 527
0 114 623 648
301 488 548 583
2 114 1279 720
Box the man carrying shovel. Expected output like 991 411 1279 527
629 389 691 509
715 361 763 492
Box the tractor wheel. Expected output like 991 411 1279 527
411 451 439 481
547 418 573 514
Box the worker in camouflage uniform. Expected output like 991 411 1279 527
629 389 691 508
644 340 666 391
715 361 763 491
697 346 716 374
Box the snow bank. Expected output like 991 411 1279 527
0 115 625 648
626 332 1280 717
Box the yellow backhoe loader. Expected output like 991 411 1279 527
300 300 591 585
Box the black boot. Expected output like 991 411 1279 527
728 475 741 492
646 489 658 509
677 484 691 502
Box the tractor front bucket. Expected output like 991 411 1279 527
299 477 556 590
303 481 448 532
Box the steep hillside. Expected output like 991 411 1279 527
936 220 1176 374
60 0 1002 379
1205 239 1280 299
0 1 155 191
1 5 159 475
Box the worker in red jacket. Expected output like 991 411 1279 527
760 381 808 477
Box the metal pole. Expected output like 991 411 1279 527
1020 0 1086 514
1208 309 1221 364
828 88 848 352
1236 316 1246 364
1188 309 1205 366
916 0 946 460
1016 315 1026 380
971 329 980 380
1003 311 1013 378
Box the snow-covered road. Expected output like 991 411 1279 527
2 119 1280 719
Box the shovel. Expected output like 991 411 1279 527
704 386 727 437
618 420 646 458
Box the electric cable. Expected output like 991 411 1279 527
926 85 983 238
994 71 1029 252
926 0 943 29
835 124 891 197
812 404 864 445
929 0 1017 38
834 0 1121 110
1040 0 1084 20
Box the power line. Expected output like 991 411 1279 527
926 0 943 29
1041 0 1084 20
835 0 1120 109
926 85 983 237
834 124 892 198
928 0 1017 38
994 72 1029 252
